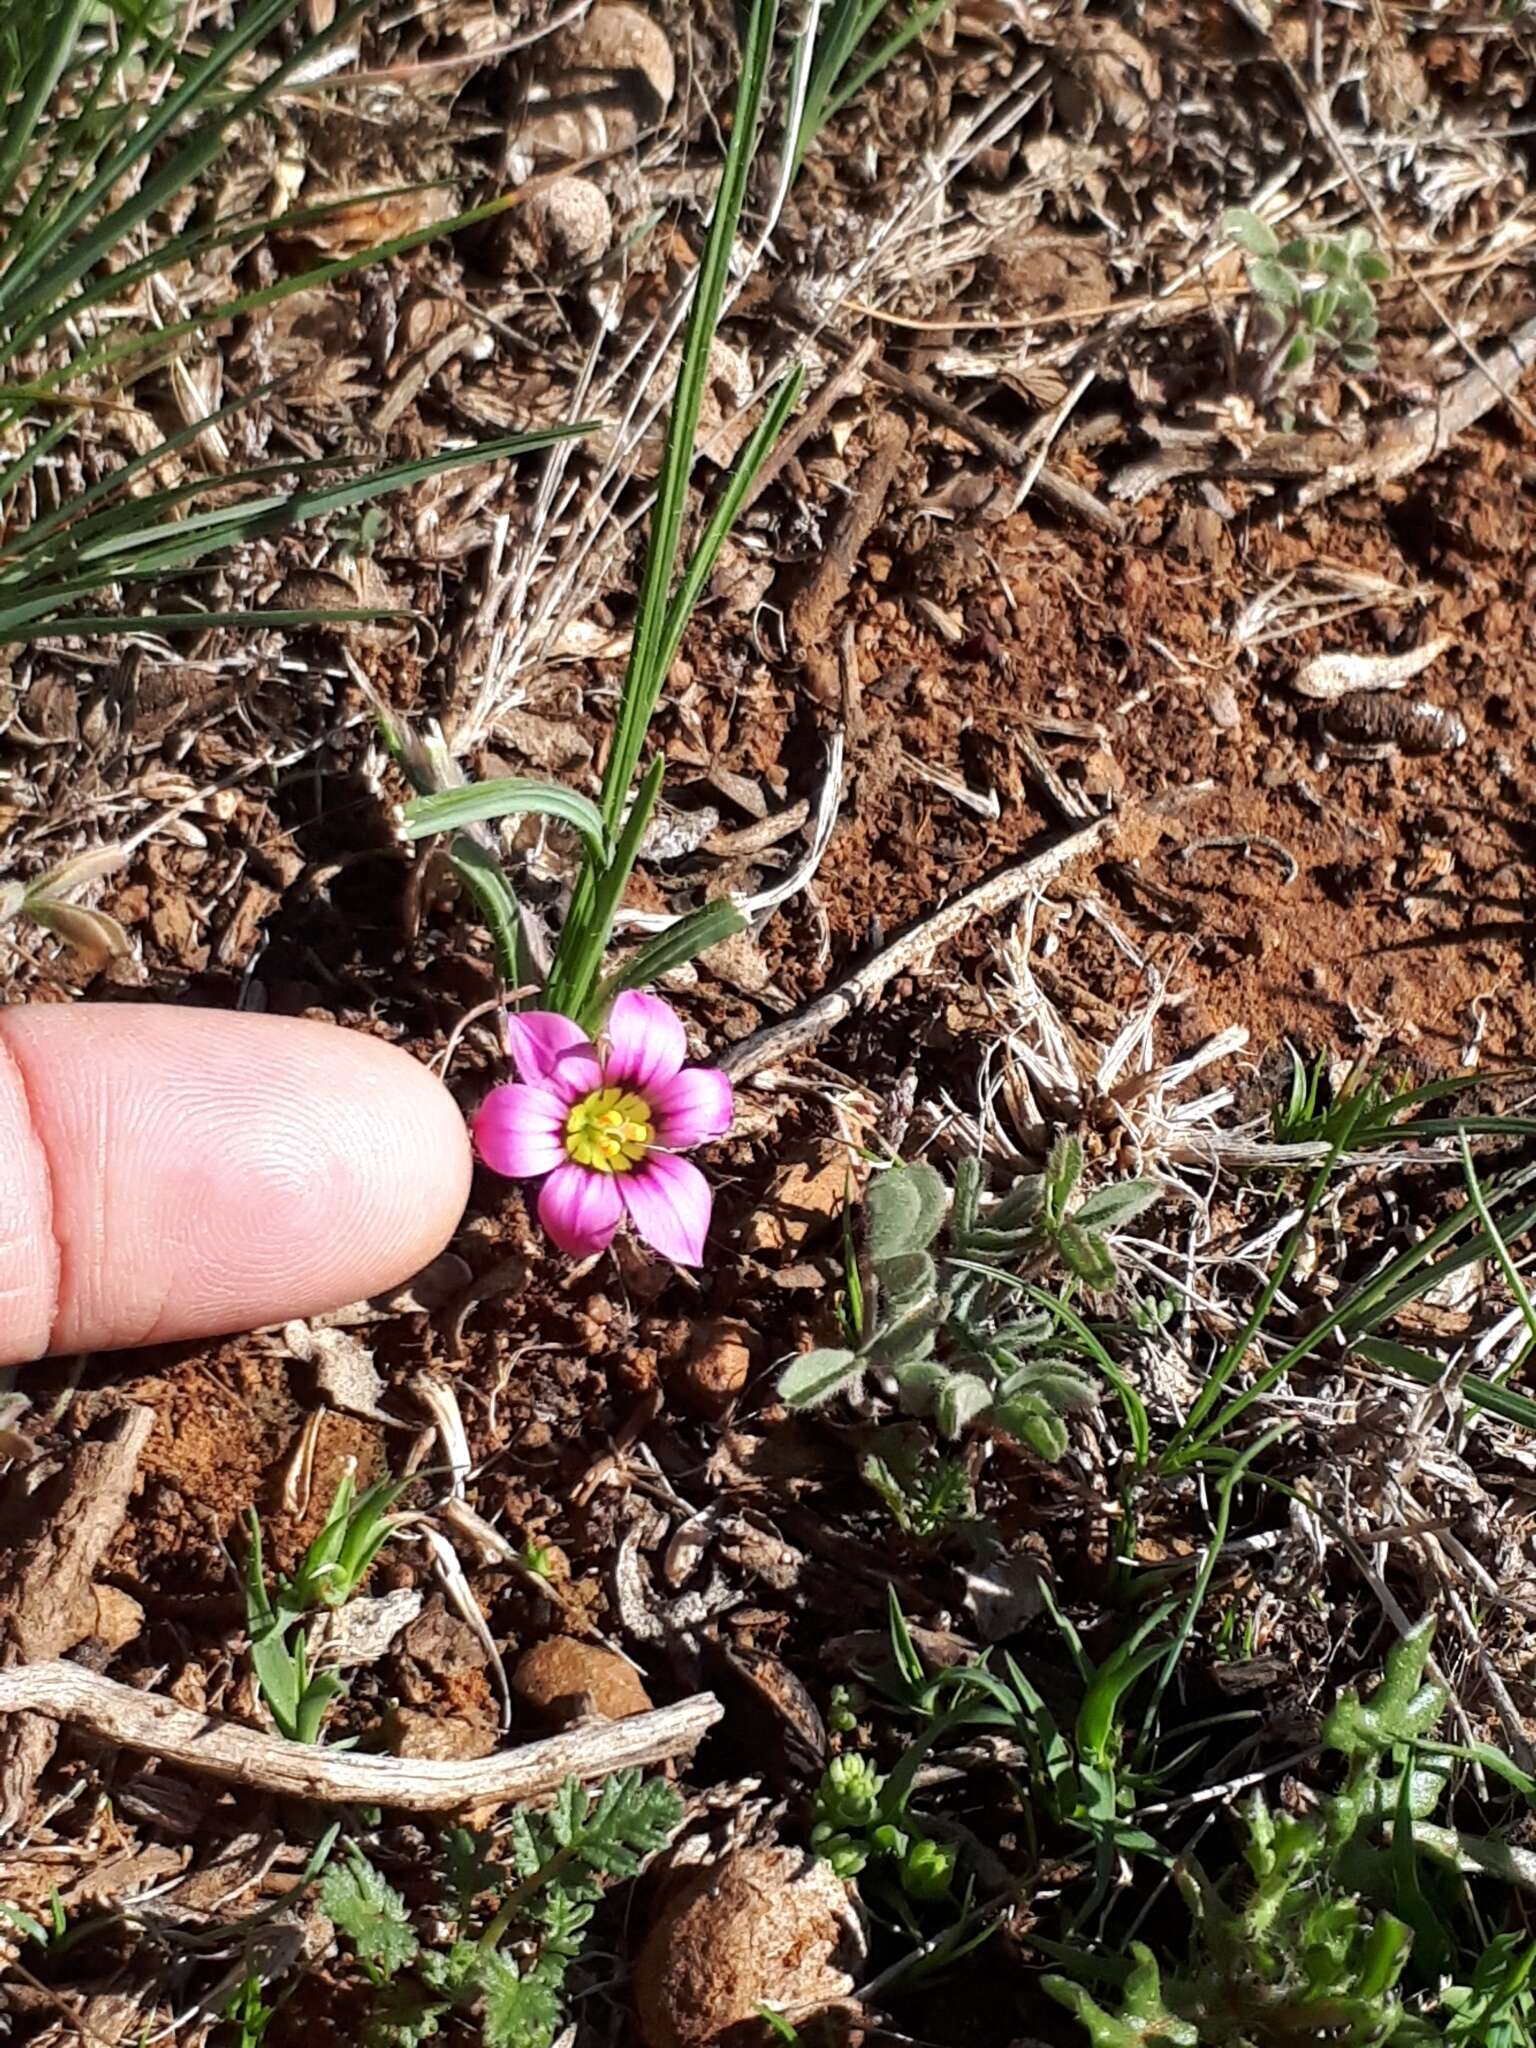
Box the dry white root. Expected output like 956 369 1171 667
0 1660 721 1814
1291 634 1451 701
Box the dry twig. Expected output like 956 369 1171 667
722 815 1113 1080
0 1662 722 1815
0 1405 154 1831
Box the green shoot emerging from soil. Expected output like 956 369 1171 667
320 1772 682 2048
1223 210 1387 410
397 0 796 1016
243 1469 407 1745
780 1144 1161 1454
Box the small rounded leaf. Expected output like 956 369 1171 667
778 1347 862 1408
1250 259 1302 310
1222 207 1281 259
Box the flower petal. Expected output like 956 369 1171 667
538 1162 623 1258
650 1066 734 1150
541 1052 603 1107
621 1153 712 1266
603 990 688 1092
474 1083 566 1180
506 1011 596 1087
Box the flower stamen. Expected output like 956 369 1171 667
564 1085 653 1174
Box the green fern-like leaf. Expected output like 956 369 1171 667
574 1769 684 1874
479 1955 562 2048
442 1827 495 1919
321 1854 419 1981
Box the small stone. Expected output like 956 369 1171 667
494 711 594 774
397 1605 488 1677
679 1320 754 1417
512 1636 653 1724
381 1706 497 1761
86 1585 145 1653
634 1844 862 2048
1205 680 1242 731
741 1147 852 1254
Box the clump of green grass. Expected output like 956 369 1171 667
0 0 579 651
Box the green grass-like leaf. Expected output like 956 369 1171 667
542 0 786 1022
402 780 609 862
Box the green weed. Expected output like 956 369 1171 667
320 1773 682 2047
1047 1624 1536 2046
780 1146 1160 1456
1223 210 1387 405
859 1428 976 1540
221 1972 278 2048
242 1469 407 1745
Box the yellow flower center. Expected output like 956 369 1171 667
564 1085 654 1174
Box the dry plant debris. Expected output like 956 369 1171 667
7 0 1536 2042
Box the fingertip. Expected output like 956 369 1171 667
0 1007 472 1362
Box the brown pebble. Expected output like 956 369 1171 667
634 1844 861 2048
512 1636 653 1724
85 1585 145 1654
396 1606 487 1678
1205 679 1242 731
680 1319 755 1416
382 1706 497 1762
741 1146 854 1253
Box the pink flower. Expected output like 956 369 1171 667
474 992 732 1265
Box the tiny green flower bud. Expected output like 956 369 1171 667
900 1837 957 1900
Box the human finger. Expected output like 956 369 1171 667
0 1005 471 1365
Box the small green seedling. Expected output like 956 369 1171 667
780 1145 1160 1456
243 1469 408 1745
1224 210 1388 404
859 1429 976 1540
0 848 129 972
818 1591 1175 1939
222 1971 278 2048
811 1750 959 1903
0 1886 66 1950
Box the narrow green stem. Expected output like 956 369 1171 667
478 1845 578 1953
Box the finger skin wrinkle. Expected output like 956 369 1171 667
0 1019 62 1365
